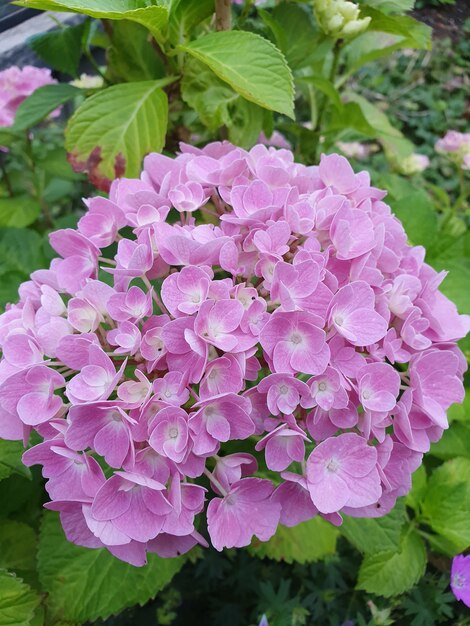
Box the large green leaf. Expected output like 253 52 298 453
0 521 36 571
0 440 31 482
13 84 81 132
249 517 338 564
14 0 169 41
361 0 415 12
430 423 470 460
107 21 165 82
0 570 40 626
168 0 214 45
0 229 46 278
27 21 88 77
422 458 470 553
356 528 426 597
427 257 470 316
180 31 294 118
37 511 185 623
340 499 406 555
0 196 41 228
390 190 438 249
65 81 168 187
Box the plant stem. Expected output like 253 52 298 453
312 40 342 160
215 0 232 31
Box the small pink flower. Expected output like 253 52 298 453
257 373 310 415
451 555 470 607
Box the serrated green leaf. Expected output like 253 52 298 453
0 440 31 482
0 521 36 571
37 511 185 623
107 21 165 82
180 31 294 118
0 196 41 228
390 189 438 249
356 528 426 597
249 516 338 564
14 0 169 41
27 21 87 77
0 570 40 626
13 84 81 132
430 422 470 460
65 81 168 186
340 499 406 555
422 458 470 553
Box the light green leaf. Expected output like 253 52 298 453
430 423 470 460
27 21 87 77
65 81 168 185
426 257 470 316
340 499 406 555
447 391 470 424
360 0 415 14
0 440 31 482
0 570 40 626
180 31 294 118
14 0 169 41
390 190 438 249
422 458 470 553
297 76 342 110
37 511 185 623
107 21 165 82
249 517 338 564
13 84 81 132
0 521 36 571
356 528 426 597
168 0 214 45
405 464 427 513
0 228 46 278
0 196 41 228
181 58 238 131
360 6 431 49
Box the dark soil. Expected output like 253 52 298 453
413 0 470 41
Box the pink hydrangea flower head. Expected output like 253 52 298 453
0 142 467 565
0 65 58 127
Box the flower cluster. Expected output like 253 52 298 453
313 0 371 40
0 142 468 566
0 65 57 127
436 130 470 171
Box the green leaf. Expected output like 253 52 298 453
0 440 31 482
181 58 237 131
65 81 168 186
0 128 22 148
107 21 165 82
13 84 81 132
360 7 431 49
0 521 36 571
447 391 470 424
27 21 87 77
0 228 46 277
405 464 427 513
14 0 169 41
249 517 338 564
37 148 79 181
168 0 214 45
264 3 319 71
390 190 438 249
360 0 415 14
430 422 470 460
297 76 342 110
180 31 294 118
37 511 185 623
228 99 264 150
356 528 426 597
426 257 470 316
0 196 41 228
340 499 406 555
422 458 470 553
0 570 40 626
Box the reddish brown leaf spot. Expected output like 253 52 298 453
67 147 127 193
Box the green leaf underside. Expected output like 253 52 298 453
249 516 338 564
37 511 185 623
180 31 295 118
356 529 426 597
65 80 168 182
13 0 169 39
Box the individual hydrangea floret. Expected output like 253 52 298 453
451 554 470 608
0 141 468 566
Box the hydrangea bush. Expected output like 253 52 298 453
0 142 468 567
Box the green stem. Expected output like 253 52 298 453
215 0 232 31
312 41 342 160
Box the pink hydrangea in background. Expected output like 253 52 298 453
435 130 470 170
0 65 58 127
0 141 468 566
451 555 470 608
